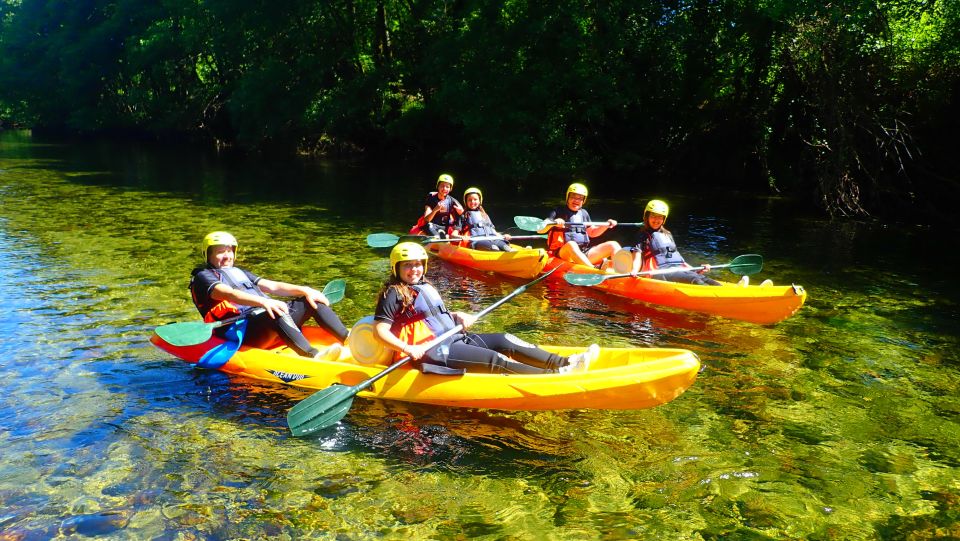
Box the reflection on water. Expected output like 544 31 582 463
1 130 959 538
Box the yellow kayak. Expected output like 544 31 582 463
427 242 548 279
151 326 700 411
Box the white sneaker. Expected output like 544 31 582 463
561 344 599 373
738 276 749 287
760 279 773 287
312 343 342 361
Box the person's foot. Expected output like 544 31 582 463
312 343 343 361
760 279 773 287
738 276 750 287
560 344 600 373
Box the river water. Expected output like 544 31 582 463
1 130 958 539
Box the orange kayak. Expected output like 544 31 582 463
427 242 548 279
544 257 806 325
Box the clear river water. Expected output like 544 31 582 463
1 130 958 539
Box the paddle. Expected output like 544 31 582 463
366 232 546 249
286 267 559 437
563 254 763 286
513 215 644 232
154 279 347 347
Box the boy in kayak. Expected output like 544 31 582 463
190 231 348 359
373 242 598 374
540 182 621 268
627 200 722 286
412 173 464 237
451 186 515 252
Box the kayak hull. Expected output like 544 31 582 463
427 242 548 279
544 258 806 325
151 326 700 411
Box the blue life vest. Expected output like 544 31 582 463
461 209 498 237
390 283 458 342
546 207 590 252
638 229 687 269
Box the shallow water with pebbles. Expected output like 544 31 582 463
1 130 958 539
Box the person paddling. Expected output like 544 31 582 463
541 182 621 268
373 242 598 374
452 186 515 252
627 200 723 286
190 231 348 359
414 173 464 237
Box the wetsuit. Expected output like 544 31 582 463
190 265 349 356
632 227 721 286
458 209 513 252
374 283 568 374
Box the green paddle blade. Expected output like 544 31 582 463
726 254 763 276
287 384 357 436
513 216 550 231
321 279 347 303
563 273 611 287
366 233 401 248
155 320 219 347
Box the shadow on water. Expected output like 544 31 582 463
162 367 585 479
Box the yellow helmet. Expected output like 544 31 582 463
201 231 238 261
566 182 589 201
644 199 670 218
390 242 429 277
437 173 455 188
463 186 483 205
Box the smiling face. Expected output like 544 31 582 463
645 212 666 229
465 193 481 210
207 245 235 268
397 259 425 284
437 181 452 198
566 193 586 212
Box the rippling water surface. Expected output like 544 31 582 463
1 130 958 539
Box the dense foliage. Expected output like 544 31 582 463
1 0 958 219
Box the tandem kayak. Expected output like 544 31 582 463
150 326 700 411
426 242 548 279
543 257 807 325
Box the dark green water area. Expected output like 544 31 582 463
1 130 958 539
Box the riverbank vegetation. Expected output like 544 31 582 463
1 0 958 221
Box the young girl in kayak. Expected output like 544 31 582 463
628 200 722 286
373 242 597 374
452 186 515 252
190 231 348 358
541 182 621 268
413 173 464 237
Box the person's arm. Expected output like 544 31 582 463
452 311 476 330
257 278 330 308
449 197 464 216
587 219 617 237
210 283 289 318
538 208 564 234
